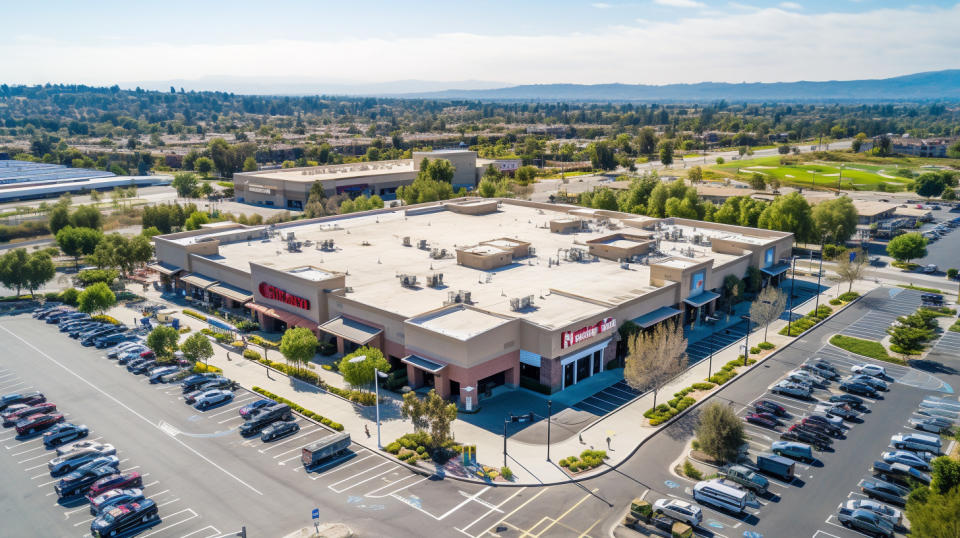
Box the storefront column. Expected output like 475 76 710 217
406 364 424 388
336 337 345 355
435 375 449 399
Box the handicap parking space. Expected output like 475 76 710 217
571 380 640 415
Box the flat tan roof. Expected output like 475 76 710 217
247 160 415 183
850 200 897 217
409 306 511 340
187 202 779 328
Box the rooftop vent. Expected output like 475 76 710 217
402 236 411 247
417 239 429 250
426 273 444 288
398 274 418 288
445 290 472 305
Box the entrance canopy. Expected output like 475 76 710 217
632 306 683 329
401 354 447 374
318 316 382 345
148 262 182 276
180 273 219 289
247 302 316 330
761 262 791 277
207 282 253 303
683 290 720 308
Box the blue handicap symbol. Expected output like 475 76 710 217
311 508 319 520
347 496 362 504
743 532 763 538
707 520 724 529
664 480 679 488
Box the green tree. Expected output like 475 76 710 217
588 141 616 170
905 487 960 538
812 196 858 244
751 286 787 341
59 287 80 306
835 249 867 293
591 188 619 211
777 144 791 155
396 176 455 205
886 232 928 263
915 172 947 198
69 205 102 230
0 248 31 296
948 140 960 159
146 325 180 362
417 158 456 183
198 182 214 199
400 389 458 449
646 183 669 218
56 226 103 270
77 282 116 314
180 332 214 366
195 157 215 177
141 226 162 238
172 172 199 197
687 166 703 183
279 327 317 374
48 204 71 235
24 252 55 296
695 401 746 463
184 211 210 230
659 141 674 166
477 178 497 198
758 192 814 242
636 127 658 155
624 320 687 408
242 156 258 172
514 165 537 185
338 346 391 390
749 173 766 191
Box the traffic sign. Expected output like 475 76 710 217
311 508 319 520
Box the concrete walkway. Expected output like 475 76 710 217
110 277 877 485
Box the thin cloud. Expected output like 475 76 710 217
780 1 802 9
654 0 707 7
591 2 613 8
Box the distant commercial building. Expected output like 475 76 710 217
233 149 482 210
477 158 522 176
152 198 793 405
888 136 954 158
0 159 170 202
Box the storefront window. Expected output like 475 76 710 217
563 363 574 388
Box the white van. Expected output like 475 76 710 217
693 479 749 513
891 433 941 455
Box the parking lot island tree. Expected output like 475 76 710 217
750 286 788 342
180 331 214 366
624 319 688 408
338 346 390 391
55 225 103 271
400 389 458 450
76 282 116 315
0 248 56 298
146 325 180 362
905 457 960 538
695 401 746 463
886 232 928 263
279 327 318 375
812 196 858 244
835 248 868 293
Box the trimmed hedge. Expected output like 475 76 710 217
242 349 261 360
183 309 207 321
248 334 280 349
559 449 607 473
192 362 222 374
829 298 842 306
757 341 775 350
250 386 344 431
838 291 860 302
255 358 377 405
91 314 121 325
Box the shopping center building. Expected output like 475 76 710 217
151 199 793 407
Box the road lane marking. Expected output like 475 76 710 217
474 489 548 538
0 325 264 496
456 487 527 534
328 466 398 493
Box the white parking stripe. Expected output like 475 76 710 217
261 430 319 454
327 462 394 492
141 509 197 537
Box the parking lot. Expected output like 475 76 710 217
571 379 642 415
839 288 923 341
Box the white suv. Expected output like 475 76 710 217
653 498 703 526
852 364 887 378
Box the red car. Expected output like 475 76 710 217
3 402 57 427
754 400 787 417
15 412 64 435
745 413 779 429
85 472 143 501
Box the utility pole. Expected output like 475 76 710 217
742 314 751 366
786 256 798 336
814 239 825 314
546 400 552 462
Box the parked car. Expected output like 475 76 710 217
837 507 894 538
260 420 300 441
910 417 954 434
828 393 866 410
920 397 960 412
57 440 108 457
117 348 148 365
923 264 938 274
847 374 888 391
815 403 858 421
891 433 941 455
85 472 144 501
842 499 902 527
861 480 909 506
48 444 117 475
94 333 137 349
652 498 703 527
193 389 234 410
771 381 811 398
799 418 843 438
872 460 931 487
56 456 121 498
181 373 224 393
239 399 275 418
811 358 838 374
35 306 66 319
802 363 838 380
240 403 293 436
882 450 931 471
130 360 160 375
754 400 787 417
745 412 780 428
16 412 64 435
840 381 878 398
3 402 58 427
782 425 831 450
151 367 189 384
147 366 180 384
771 441 814 463
805 413 844 429
787 370 825 386
0 391 46 412
89 488 145 516
755 453 795 481
43 423 89 448
719 464 768 494
90 499 159 537
107 342 143 359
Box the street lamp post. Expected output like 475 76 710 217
503 417 509 467
786 257 798 336
814 239 825 314
742 313 751 366
546 400 552 462
348 355 384 448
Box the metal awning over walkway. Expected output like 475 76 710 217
180 273 219 289
683 290 720 308
401 354 447 374
318 316 382 345
148 262 182 276
761 262 791 277
632 306 683 328
207 283 253 303
247 302 316 330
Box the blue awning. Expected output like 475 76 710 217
684 290 720 308
632 306 683 328
401 354 447 374
761 262 791 277
207 317 236 332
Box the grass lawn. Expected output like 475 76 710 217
898 284 952 294
541 170 595 179
829 335 907 365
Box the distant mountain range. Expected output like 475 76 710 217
125 76 507 96
392 70 960 101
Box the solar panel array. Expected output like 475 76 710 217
0 160 115 185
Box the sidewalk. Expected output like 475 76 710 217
110 277 877 485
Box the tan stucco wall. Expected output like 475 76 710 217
250 263 343 324
402 317 521 370
455 248 513 270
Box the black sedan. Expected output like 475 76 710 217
781 427 830 450
754 400 787 417
840 381 878 398
0 391 45 412
90 499 159 537
43 423 90 448
861 480 909 506
260 420 300 442
745 413 779 429
829 393 866 410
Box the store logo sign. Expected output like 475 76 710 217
561 317 616 349
258 282 310 310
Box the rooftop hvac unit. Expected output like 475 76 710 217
462 291 471 304
510 298 520 311
521 295 534 309
427 273 444 288
399 274 418 287
417 239 428 250
402 236 411 247
528 246 536 257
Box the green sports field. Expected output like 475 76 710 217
713 156 917 191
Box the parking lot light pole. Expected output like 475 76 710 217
814 239 825 313
375 368 387 449
786 256 798 336
503 418 508 467
546 400 552 462
742 313 751 366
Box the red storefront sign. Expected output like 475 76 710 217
561 317 617 349
258 282 311 310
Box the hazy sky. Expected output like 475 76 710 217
3 1 959 88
